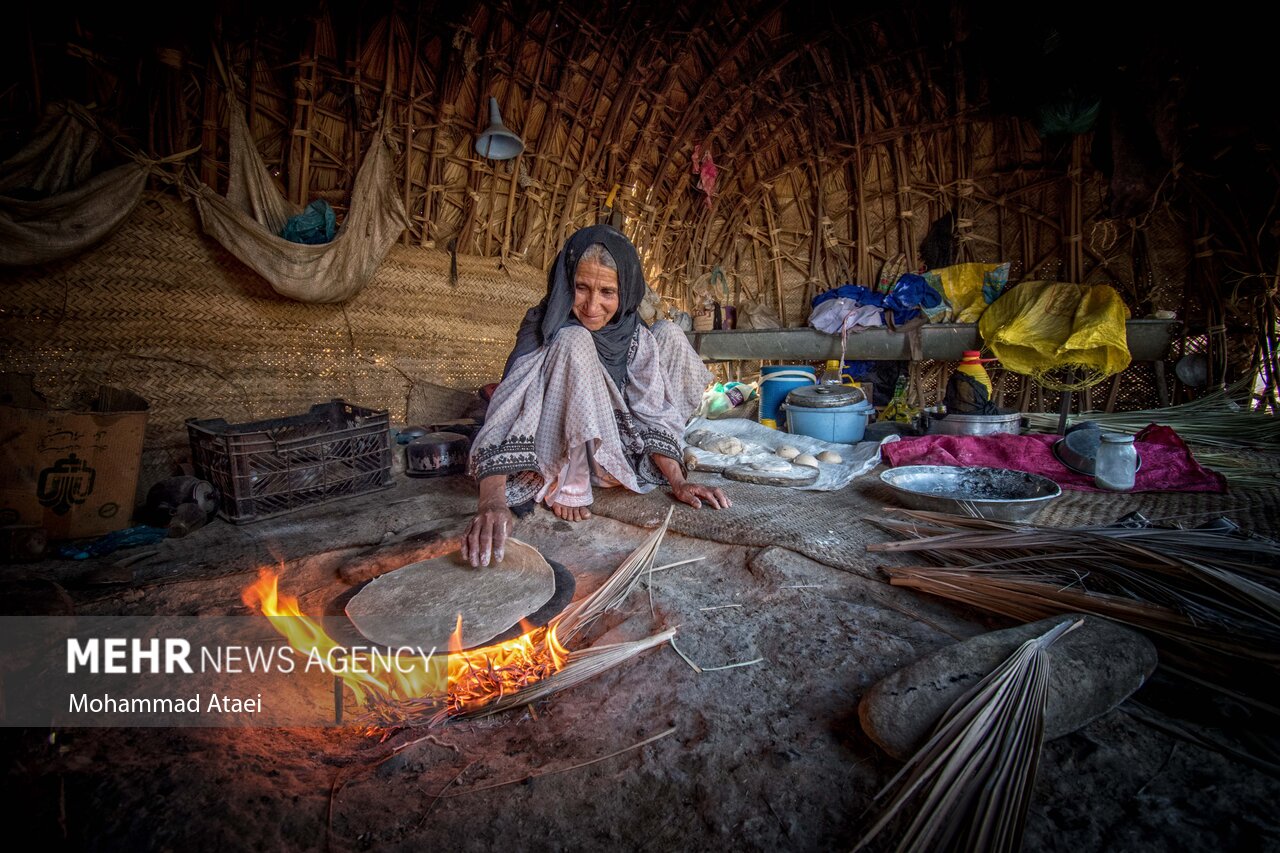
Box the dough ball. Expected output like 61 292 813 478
793 453 819 468
683 450 699 470
817 450 843 464
707 436 745 456
685 428 715 448
776 445 801 460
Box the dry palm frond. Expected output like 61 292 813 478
1192 450 1280 489
854 618 1081 853
1023 379 1280 450
431 630 676 725
866 509 1280 692
553 507 673 645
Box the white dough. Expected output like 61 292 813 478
746 457 792 473
776 445 800 460
683 450 699 470
817 450 843 464
793 453 819 468
705 436 745 456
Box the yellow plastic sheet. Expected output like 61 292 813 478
922 262 1010 323
979 281 1131 388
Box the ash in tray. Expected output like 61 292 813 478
905 467 1046 500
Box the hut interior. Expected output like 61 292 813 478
1 2 1279 850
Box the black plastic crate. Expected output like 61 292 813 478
186 400 392 524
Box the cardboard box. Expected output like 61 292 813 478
0 375 149 540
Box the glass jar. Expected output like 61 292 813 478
1094 434 1137 491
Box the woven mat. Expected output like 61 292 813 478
0 191 548 502
592 466 1280 577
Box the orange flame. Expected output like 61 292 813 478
242 568 570 720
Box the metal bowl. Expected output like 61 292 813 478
1052 425 1142 476
924 411 1024 436
880 465 1062 521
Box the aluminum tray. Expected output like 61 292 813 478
880 465 1062 521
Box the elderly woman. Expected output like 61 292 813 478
462 224 729 567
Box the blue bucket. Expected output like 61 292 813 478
786 397 876 443
759 365 817 424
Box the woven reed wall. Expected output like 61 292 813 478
0 192 546 487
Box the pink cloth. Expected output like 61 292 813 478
881 425 1227 493
692 144 717 209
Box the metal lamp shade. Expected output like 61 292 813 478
475 97 524 161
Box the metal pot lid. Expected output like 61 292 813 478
785 384 867 408
409 431 469 447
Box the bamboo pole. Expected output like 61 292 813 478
402 5 422 245
200 36 221 188
762 191 787 326
1067 134 1084 282
287 17 320 207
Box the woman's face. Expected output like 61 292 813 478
572 259 620 331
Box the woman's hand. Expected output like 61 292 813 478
652 453 732 511
671 480 731 510
462 476 514 567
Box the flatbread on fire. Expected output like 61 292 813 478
345 538 555 651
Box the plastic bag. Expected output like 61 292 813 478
808 298 883 334
737 299 782 330
922 262 1010 323
978 281 1131 387
281 199 337 245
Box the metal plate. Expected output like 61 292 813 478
880 465 1061 521
324 558 575 653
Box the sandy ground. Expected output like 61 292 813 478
2 473 1278 851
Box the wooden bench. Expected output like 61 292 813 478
686 320 1180 414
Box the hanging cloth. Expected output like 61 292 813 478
192 96 409 303
0 101 150 266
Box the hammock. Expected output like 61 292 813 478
193 97 409 304
0 102 149 266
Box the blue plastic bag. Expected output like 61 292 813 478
281 199 337 245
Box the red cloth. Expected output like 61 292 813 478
881 425 1227 493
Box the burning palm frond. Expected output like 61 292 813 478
854 618 1081 853
248 509 680 730
866 509 1280 693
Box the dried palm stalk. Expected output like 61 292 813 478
854 618 1081 853
1023 379 1280 450
867 509 1280 691
1192 450 1280 489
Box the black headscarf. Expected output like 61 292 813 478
502 224 647 390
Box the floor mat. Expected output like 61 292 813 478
592 466 1280 577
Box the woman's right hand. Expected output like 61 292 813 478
462 476 514 567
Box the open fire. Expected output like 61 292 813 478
242 569 571 723
241 511 676 729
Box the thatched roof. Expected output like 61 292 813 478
5 1 1280 396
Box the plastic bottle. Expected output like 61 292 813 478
820 360 845 385
704 381 754 417
955 350 994 399
1094 433 1137 491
